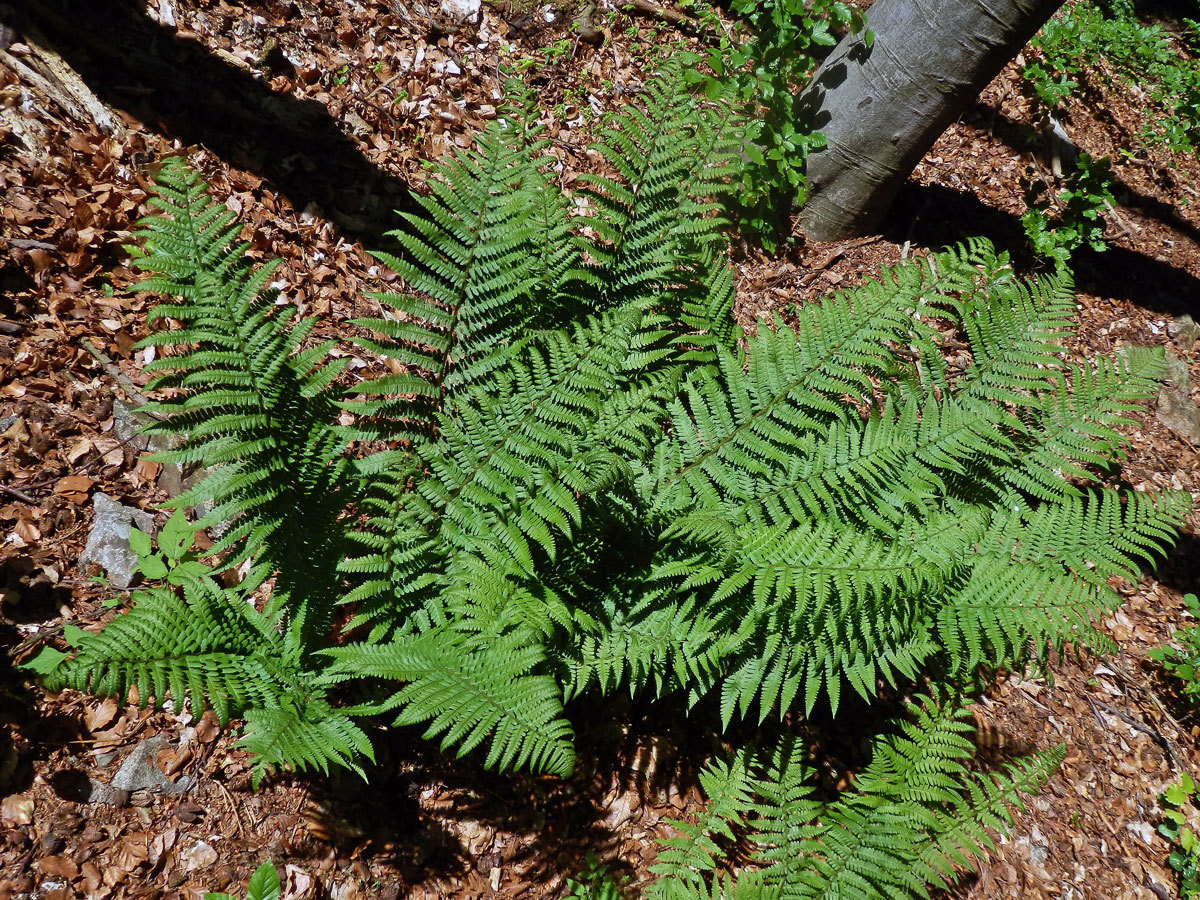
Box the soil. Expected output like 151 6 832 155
2 1 1200 899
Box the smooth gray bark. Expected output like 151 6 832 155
796 0 1064 241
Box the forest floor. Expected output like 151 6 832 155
2 0 1200 898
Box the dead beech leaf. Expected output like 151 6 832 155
80 861 103 895
38 855 79 879
66 438 93 463
1 792 33 825
180 839 218 872
194 710 220 744
55 475 94 504
85 698 118 733
173 800 205 824
14 517 40 543
111 831 149 871
0 416 26 439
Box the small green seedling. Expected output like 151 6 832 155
1160 773 1200 898
565 852 628 900
206 861 280 900
130 508 208 585
1020 152 1115 266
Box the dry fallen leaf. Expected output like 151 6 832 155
180 839 219 872
194 710 220 744
1 792 34 826
54 474 94 504
37 855 79 880
85 698 119 733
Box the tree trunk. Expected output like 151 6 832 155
796 0 1064 241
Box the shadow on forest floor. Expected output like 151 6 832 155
884 179 1200 319
16 0 417 248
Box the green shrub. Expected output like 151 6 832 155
26 68 1189 898
1149 593 1200 705
1028 1 1200 156
1159 773 1200 899
1021 152 1116 266
680 0 866 250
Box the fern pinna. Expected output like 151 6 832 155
35 65 1188 898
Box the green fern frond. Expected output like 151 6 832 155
579 60 737 310
341 307 671 629
952 264 1076 406
646 261 950 517
649 747 757 894
323 627 575 775
239 698 374 788
991 487 1190 585
1007 347 1165 501
353 85 582 436
43 577 297 725
132 158 350 582
746 695 1057 900
914 747 1063 889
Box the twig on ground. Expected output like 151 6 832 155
365 70 407 101
77 337 159 412
1088 696 1185 772
623 0 698 31
7 238 58 251
0 483 38 504
1103 198 1140 241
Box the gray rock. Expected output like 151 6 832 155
78 493 155 589
1158 350 1200 443
1169 314 1200 349
113 399 187 494
110 735 193 795
113 399 177 455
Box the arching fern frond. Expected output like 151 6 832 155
652 695 1062 900
131 158 351 582
353 85 582 437
239 697 374 788
323 625 575 776
43 575 302 725
1006 347 1165 501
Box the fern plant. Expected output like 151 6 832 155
30 64 1190 898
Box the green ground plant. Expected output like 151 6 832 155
1020 151 1116 266
566 853 631 900
1149 593 1200 706
205 861 280 900
1027 0 1200 156
680 0 865 250
1159 772 1200 899
25 66 1190 898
